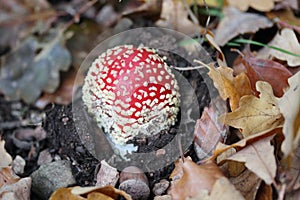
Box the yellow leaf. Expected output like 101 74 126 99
197 61 252 111
279 71 300 160
219 81 283 137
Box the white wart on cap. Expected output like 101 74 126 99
82 45 180 145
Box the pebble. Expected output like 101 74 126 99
12 155 26 174
31 160 76 199
152 179 170 196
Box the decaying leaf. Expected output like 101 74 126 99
0 167 20 188
0 30 71 103
187 177 245 200
286 146 300 191
230 169 262 200
212 128 281 160
50 185 132 200
214 7 273 46
258 28 300 67
241 57 293 97
197 60 252 111
227 0 278 12
155 0 203 35
279 71 300 161
0 139 12 167
194 97 227 159
227 136 276 185
169 158 224 200
219 81 284 137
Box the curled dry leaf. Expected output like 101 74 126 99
194 97 227 159
155 0 202 35
227 136 277 185
227 0 277 12
258 28 300 67
0 139 12 167
212 127 281 160
50 185 132 200
169 158 224 200
215 7 273 46
187 177 245 200
219 81 284 137
197 60 252 111
279 71 300 161
241 57 293 97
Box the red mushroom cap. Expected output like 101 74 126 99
82 45 180 144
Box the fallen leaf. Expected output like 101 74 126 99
50 185 132 200
230 169 262 200
227 0 278 11
197 61 252 111
214 7 273 46
211 127 282 160
187 177 245 200
194 97 227 159
227 136 276 185
286 146 300 190
279 71 300 161
169 159 224 200
0 30 71 103
121 0 162 20
242 56 293 97
0 167 20 188
155 0 203 35
258 28 300 67
219 81 284 137
0 139 12 167
267 9 300 33
256 182 273 200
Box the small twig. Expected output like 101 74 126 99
172 65 205 71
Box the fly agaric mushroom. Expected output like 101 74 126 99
82 45 180 145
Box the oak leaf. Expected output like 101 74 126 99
242 57 292 97
258 28 300 67
227 136 277 185
50 185 132 200
219 81 284 137
227 0 277 12
279 71 300 160
187 177 245 200
169 159 224 200
197 61 252 111
214 7 273 46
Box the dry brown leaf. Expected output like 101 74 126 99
241 57 293 97
0 139 12 167
194 97 227 159
169 159 224 200
227 0 278 11
187 177 245 200
211 127 282 160
256 182 273 200
230 169 262 200
155 0 202 35
267 9 300 33
0 167 20 188
279 71 300 161
197 61 252 111
214 7 273 46
219 81 284 137
286 146 300 190
258 28 300 67
50 185 132 200
227 136 276 185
